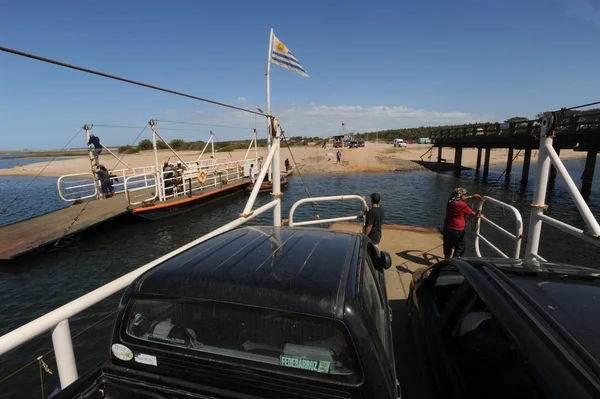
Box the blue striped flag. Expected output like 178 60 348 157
270 33 308 77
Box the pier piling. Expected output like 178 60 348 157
476 147 482 170
454 147 463 170
582 148 597 197
437 147 443 163
506 147 514 175
483 148 491 179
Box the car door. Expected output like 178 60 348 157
359 249 397 393
415 262 472 399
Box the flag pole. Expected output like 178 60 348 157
266 28 274 183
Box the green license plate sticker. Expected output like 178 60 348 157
280 355 331 373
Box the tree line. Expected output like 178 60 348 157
118 108 600 152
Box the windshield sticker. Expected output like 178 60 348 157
111 344 133 361
280 355 331 373
134 353 158 366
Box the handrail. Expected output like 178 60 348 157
57 173 97 201
0 199 279 388
474 196 523 258
124 172 158 206
289 195 368 228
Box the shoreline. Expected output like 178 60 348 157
0 143 588 178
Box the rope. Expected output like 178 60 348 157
53 200 92 247
557 101 600 112
0 128 83 217
110 124 148 171
280 133 321 220
38 358 44 399
483 149 523 197
0 46 265 117
0 310 117 386
157 119 255 130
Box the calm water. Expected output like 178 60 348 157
1 157 599 397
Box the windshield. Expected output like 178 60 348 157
124 298 357 377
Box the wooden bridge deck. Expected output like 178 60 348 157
0 195 131 260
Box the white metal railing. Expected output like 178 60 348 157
0 199 279 388
474 196 523 259
0 141 280 390
124 173 158 206
288 195 368 227
57 165 157 201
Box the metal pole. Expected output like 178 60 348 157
84 124 101 199
254 128 258 160
149 120 163 201
210 131 215 160
52 319 78 388
272 118 282 226
153 130 188 167
525 115 553 259
196 134 212 161
266 28 274 182
242 140 279 216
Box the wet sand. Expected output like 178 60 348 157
0 142 587 177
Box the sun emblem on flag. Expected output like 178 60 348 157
276 42 285 52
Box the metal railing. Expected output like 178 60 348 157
57 165 157 201
289 195 368 227
474 196 523 259
0 199 279 389
124 173 158 206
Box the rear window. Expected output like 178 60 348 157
124 298 357 377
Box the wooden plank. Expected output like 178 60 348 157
0 195 130 260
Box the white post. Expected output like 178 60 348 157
84 124 101 199
242 140 279 216
52 319 78 388
210 131 215 161
153 130 189 167
272 118 282 226
524 115 553 259
254 128 258 160
149 120 163 201
266 28 274 182
244 130 256 161
101 144 132 170
196 134 212 161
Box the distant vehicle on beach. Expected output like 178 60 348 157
358 140 365 147
349 141 359 148
333 141 343 148
393 139 407 148
417 138 431 144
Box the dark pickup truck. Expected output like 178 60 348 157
54 227 400 399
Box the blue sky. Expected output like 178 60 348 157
1 0 599 149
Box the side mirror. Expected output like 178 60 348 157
379 251 392 270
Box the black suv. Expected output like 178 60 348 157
407 258 600 399
56 227 400 399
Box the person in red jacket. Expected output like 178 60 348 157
443 187 482 258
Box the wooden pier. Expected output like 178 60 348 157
0 195 131 260
429 114 600 195
0 179 257 260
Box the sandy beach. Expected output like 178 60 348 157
0 142 587 177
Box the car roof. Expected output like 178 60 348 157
134 226 360 318
465 259 600 367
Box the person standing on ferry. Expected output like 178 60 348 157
443 187 482 258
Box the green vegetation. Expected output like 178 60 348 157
137 139 153 150
117 145 140 154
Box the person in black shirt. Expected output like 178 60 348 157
285 158 290 172
365 193 384 247
87 134 102 167
93 165 115 199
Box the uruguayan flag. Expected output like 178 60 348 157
271 34 308 77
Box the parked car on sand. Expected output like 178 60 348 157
358 140 365 147
393 139 407 148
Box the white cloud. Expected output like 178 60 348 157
237 96 247 105
272 104 492 135
564 0 600 28
188 103 493 139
